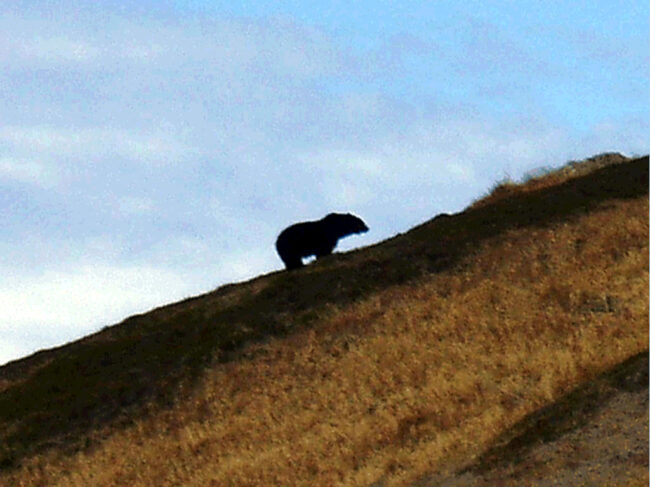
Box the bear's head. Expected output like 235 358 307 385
323 213 369 238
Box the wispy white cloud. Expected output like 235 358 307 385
115 196 155 216
0 8 346 80
0 157 57 187
0 264 190 328
18 36 102 63
0 125 195 165
297 112 570 209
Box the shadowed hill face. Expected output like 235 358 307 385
468 351 649 477
0 154 647 471
417 351 649 486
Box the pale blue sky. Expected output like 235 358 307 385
1 0 647 364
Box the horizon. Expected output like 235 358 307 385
1 0 648 365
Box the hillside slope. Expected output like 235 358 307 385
0 153 648 486
419 351 648 486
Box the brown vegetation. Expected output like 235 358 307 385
437 351 648 486
0 154 647 486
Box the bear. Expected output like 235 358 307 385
275 213 369 270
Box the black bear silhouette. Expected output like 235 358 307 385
276 213 369 270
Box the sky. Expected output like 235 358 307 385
1 0 648 365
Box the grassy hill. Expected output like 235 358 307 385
0 153 647 486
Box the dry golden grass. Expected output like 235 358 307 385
469 152 631 210
456 350 648 487
3 179 647 486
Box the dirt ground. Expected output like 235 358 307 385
417 352 649 487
